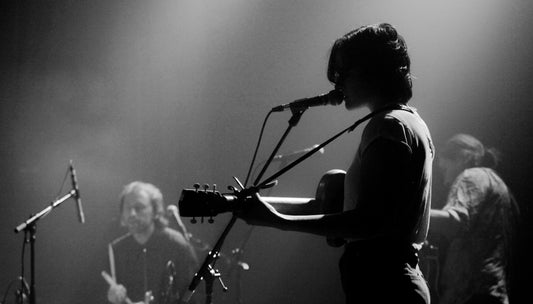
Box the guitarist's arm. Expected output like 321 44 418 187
239 137 412 241
429 170 483 240
429 209 461 240
241 200 379 241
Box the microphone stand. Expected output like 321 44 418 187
184 214 233 304
252 108 305 186
224 157 283 304
184 109 306 304
184 103 400 304
13 188 79 304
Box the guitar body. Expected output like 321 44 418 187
315 169 345 214
315 169 346 247
273 169 345 216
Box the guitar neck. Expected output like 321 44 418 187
258 196 313 205
261 196 317 215
223 194 316 215
178 169 345 218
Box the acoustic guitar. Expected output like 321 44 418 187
178 169 346 246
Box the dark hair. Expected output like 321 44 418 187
440 133 501 169
327 23 412 103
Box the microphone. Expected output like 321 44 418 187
167 205 189 241
272 89 344 112
162 260 176 302
273 144 324 162
69 160 85 224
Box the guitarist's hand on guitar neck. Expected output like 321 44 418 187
237 192 286 228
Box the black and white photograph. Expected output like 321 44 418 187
1 1 532 304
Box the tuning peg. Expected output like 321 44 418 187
212 184 217 192
227 185 236 192
193 183 200 192
191 217 197 224
208 216 214 224
203 184 209 192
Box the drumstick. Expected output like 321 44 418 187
101 270 116 286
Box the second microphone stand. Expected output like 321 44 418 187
13 188 80 304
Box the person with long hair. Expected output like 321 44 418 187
430 134 519 304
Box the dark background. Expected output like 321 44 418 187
1 1 531 303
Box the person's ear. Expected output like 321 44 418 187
462 154 474 168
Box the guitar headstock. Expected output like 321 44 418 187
178 183 237 223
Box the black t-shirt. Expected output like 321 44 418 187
110 228 198 303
